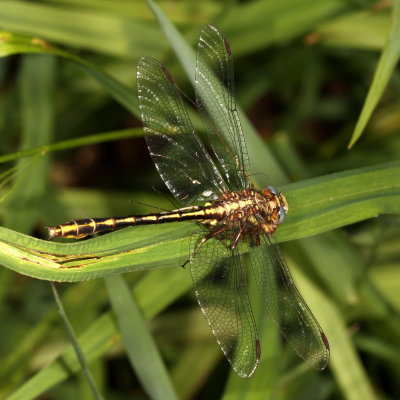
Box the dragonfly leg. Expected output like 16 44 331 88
252 227 261 247
181 224 228 268
230 227 243 250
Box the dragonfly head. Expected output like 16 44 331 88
262 186 289 225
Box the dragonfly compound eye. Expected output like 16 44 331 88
276 206 286 224
266 185 278 195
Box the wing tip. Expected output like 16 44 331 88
317 331 330 371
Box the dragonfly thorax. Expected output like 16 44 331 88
204 188 288 237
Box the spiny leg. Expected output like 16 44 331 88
182 224 228 268
230 225 243 250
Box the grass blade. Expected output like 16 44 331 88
348 0 400 148
0 128 143 164
106 274 178 400
50 282 105 400
5 267 191 400
0 30 137 115
0 160 398 281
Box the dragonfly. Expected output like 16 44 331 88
47 25 329 377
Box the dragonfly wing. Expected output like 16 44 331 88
250 234 330 370
137 57 227 204
190 230 260 377
196 25 250 191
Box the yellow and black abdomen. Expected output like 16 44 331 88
46 207 220 240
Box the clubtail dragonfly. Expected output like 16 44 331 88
47 25 329 377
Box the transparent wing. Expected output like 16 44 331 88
137 57 228 204
249 234 330 370
196 25 251 191
190 229 260 377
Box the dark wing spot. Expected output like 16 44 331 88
321 331 330 351
255 339 261 360
224 38 231 56
161 65 175 83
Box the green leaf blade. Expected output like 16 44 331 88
348 1 400 147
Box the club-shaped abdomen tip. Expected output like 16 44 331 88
46 226 59 240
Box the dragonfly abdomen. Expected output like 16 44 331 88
46 207 221 240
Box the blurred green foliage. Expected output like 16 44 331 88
0 0 399 399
